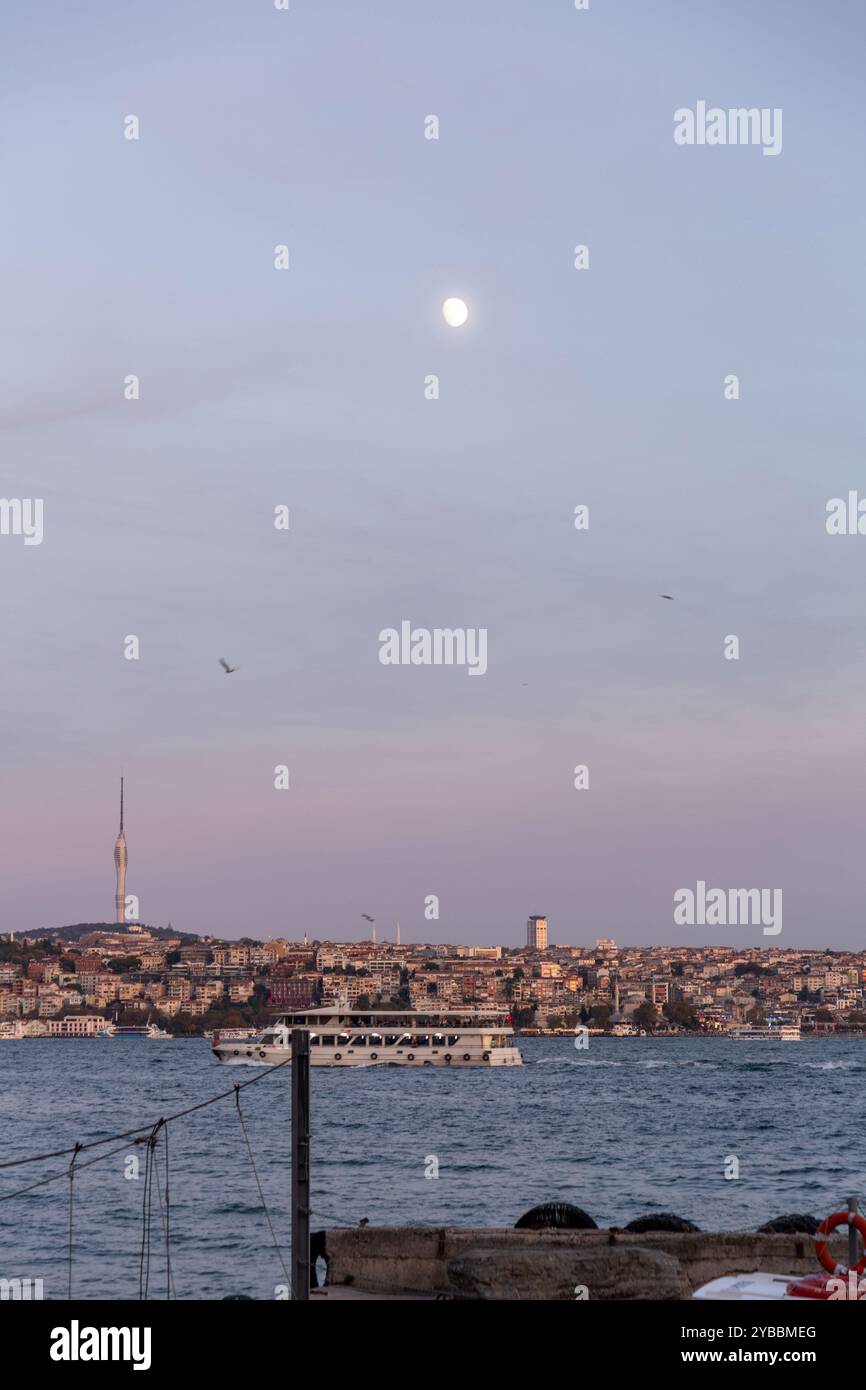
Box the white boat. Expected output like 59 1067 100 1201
144 1023 172 1040
694 1272 806 1300
98 1021 173 1039
728 1024 801 1041
211 1006 523 1068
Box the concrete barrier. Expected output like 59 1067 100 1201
324 1226 819 1299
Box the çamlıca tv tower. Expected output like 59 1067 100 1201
114 777 128 924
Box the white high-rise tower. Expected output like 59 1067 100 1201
114 777 128 924
526 915 548 950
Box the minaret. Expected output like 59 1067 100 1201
114 777 128 924
396 920 401 947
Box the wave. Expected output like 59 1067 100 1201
799 1060 862 1071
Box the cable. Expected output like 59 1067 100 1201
0 1051 302 1299
67 1143 82 1299
0 1053 296 1172
138 1122 162 1301
309 1207 363 1228
234 1085 292 1293
0 1139 139 1204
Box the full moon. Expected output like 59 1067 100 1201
442 297 469 328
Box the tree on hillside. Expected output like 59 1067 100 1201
511 1004 537 1029
632 1002 658 1032
663 1000 700 1030
106 957 141 973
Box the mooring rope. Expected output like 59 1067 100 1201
0 1138 142 1204
234 1084 292 1294
67 1141 82 1299
138 1121 163 1301
152 1121 175 1301
0 1052 296 1173
0 1053 301 1300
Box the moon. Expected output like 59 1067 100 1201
442 297 469 328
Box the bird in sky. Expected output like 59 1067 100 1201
659 594 674 601
218 658 239 674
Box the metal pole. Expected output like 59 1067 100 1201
848 1195 858 1275
291 1029 310 1301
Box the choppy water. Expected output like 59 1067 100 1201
1 1036 863 1299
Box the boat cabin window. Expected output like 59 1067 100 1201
337 1033 350 1046
447 1035 460 1047
321 1035 335 1046
369 1033 383 1045
351 1035 367 1046
411 1035 430 1047
432 1034 446 1046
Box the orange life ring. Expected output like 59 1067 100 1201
815 1211 866 1274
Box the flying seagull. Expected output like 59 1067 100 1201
659 594 674 601
218 658 239 674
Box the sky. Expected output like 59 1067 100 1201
1 0 865 947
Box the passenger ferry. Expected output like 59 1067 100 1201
97 1022 172 1039
728 1024 801 1042
211 1006 523 1068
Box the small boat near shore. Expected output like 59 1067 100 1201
212 1006 523 1068
694 1201 866 1300
97 1022 172 1039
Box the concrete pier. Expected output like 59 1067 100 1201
323 1226 820 1300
